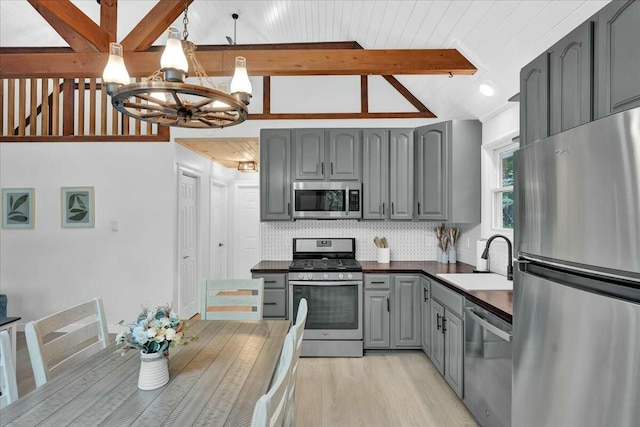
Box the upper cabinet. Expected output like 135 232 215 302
596 0 640 118
293 129 361 181
389 129 414 220
520 0 639 145
260 129 292 221
362 129 389 220
415 121 481 223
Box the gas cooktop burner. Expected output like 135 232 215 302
289 258 362 272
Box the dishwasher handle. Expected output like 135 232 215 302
465 307 512 342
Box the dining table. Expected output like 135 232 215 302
1 319 290 427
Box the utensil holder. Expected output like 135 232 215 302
377 247 390 263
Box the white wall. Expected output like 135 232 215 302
0 142 175 332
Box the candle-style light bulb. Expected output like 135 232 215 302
160 27 188 82
102 42 130 94
230 56 252 104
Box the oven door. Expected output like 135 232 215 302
289 281 363 340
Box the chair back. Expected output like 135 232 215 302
251 330 295 427
0 330 18 408
284 298 308 426
25 297 108 388
202 279 264 320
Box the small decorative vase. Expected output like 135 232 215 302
138 352 169 391
449 247 457 264
437 248 449 264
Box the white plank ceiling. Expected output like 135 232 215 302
0 0 610 121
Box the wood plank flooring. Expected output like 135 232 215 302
13 332 476 426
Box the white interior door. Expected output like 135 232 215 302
232 184 260 278
211 180 228 280
178 172 199 318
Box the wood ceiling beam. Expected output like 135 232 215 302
0 48 476 78
249 112 436 120
120 0 194 52
100 0 118 43
27 0 110 53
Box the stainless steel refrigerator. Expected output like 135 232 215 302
513 106 640 427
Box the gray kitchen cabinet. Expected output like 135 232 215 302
294 129 325 180
414 121 481 223
520 52 549 146
260 129 292 221
362 129 389 220
596 0 640 118
251 273 287 319
549 21 593 135
364 274 421 350
328 129 361 180
421 276 431 357
389 129 414 220
430 280 465 398
393 275 421 348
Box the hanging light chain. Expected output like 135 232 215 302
182 0 189 41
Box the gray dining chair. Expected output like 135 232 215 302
0 329 18 408
202 278 264 320
251 329 295 427
284 298 308 426
25 297 109 388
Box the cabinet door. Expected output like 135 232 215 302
294 129 325 180
393 275 421 348
362 130 389 219
549 21 593 135
328 129 361 180
520 52 549 146
260 129 292 221
364 290 390 349
596 0 640 118
430 299 445 375
389 129 414 220
444 311 464 398
415 123 448 221
421 277 431 357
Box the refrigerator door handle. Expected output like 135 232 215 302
466 307 512 342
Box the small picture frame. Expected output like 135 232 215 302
61 187 95 228
2 188 35 229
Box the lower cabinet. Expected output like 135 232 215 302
364 274 421 349
251 273 287 319
429 280 465 398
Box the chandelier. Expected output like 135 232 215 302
101 1 252 129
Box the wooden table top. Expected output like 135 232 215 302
1 319 290 427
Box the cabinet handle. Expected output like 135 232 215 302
331 162 334 175
382 202 385 215
264 280 277 284
264 302 278 306
423 287 428 301
287 202 291 216
386 298 390 312
391 202 395 215
418 202 421 215
436 313 441 330
370 281 386 284
321 162 324 175
442 318 447 334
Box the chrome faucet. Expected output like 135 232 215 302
481 235 513 281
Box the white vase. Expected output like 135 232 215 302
138 352 170 391
449 247 457 264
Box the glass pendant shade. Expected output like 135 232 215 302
212 82 230 108
230 56 252 95
160 27 189 73
103 43 130 86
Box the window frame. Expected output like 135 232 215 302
481 131 518 240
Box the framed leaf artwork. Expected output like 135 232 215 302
2 188 35 229
61 187 95 228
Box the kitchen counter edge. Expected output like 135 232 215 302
251 260 513 323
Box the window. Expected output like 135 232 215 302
493 147 515 230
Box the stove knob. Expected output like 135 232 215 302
306 274 313 280
339 273 344 280
323 273 329 280
298 273 304 280
348 273 353 279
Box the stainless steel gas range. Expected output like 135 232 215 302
288 238 363 357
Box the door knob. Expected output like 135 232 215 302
218 243 224 247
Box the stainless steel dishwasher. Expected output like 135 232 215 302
464 300 512 427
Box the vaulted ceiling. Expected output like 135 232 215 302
0 0 610 121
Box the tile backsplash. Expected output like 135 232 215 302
261 221 512 277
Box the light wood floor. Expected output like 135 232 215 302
14 333 476 426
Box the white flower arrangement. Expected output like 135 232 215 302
116 304 195 355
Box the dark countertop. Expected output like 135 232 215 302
251 260 513 323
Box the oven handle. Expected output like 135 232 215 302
289 281 363 287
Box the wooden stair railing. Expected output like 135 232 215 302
0 76 169 142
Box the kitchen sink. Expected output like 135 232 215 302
436 273 513 291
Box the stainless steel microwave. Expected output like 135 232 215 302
292 182 361 219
